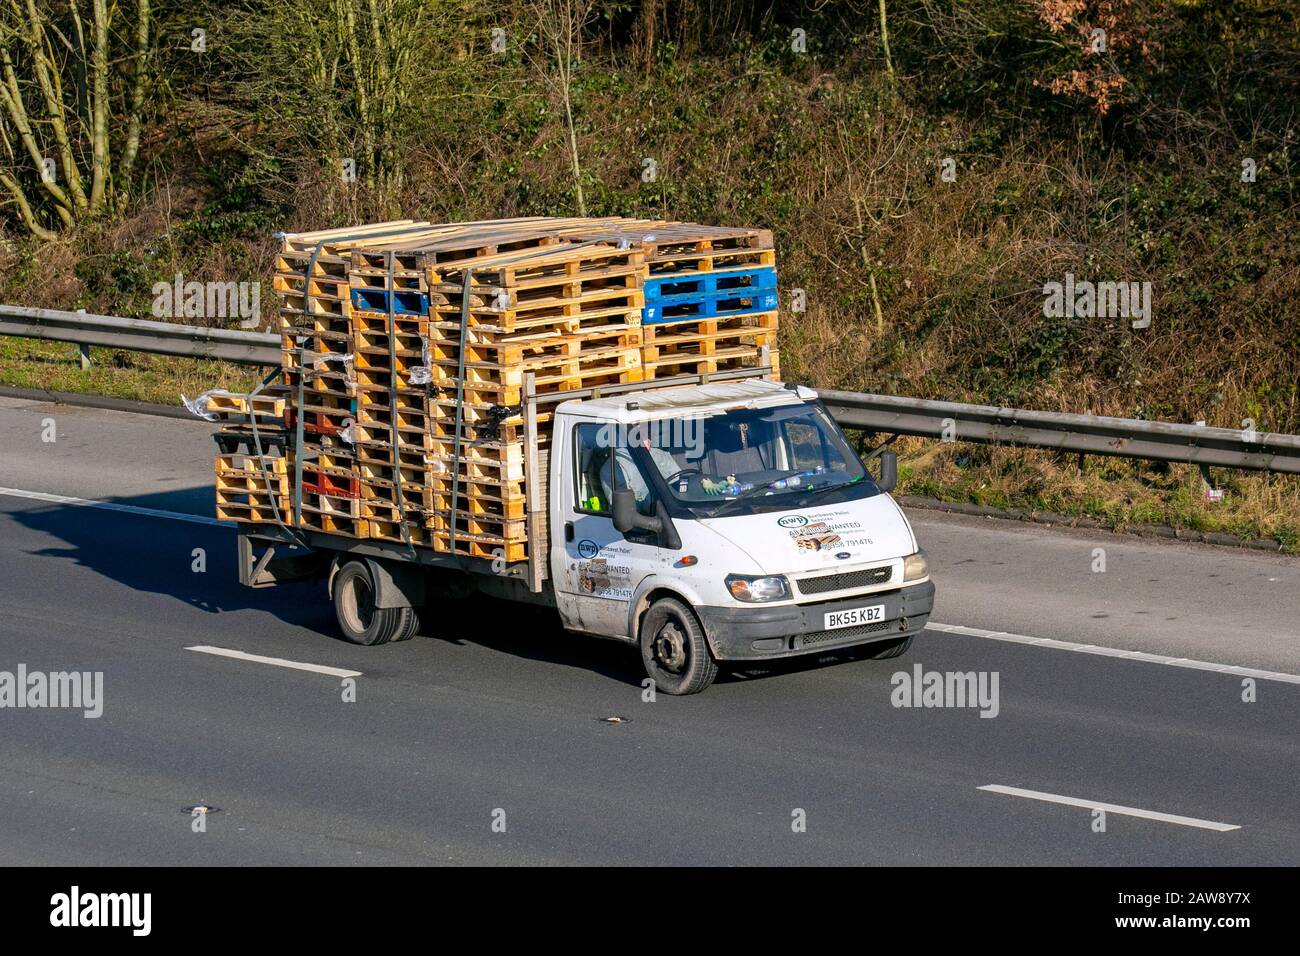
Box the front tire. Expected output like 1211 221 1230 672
639 598 718 695
332 560 419 646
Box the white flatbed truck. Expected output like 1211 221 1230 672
235 371 934 694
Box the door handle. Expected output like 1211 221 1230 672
564 522 574 542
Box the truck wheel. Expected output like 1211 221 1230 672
332 560 419 646
639 598 717 695
861 635 913 660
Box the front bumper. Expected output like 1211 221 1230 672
695 580 935 661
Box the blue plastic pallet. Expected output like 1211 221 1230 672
643 266 777 325
350 288 430 316
643 266 777 303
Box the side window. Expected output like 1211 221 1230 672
575 423 611 514
573 424 656 517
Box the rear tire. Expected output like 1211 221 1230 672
639 598 718 695
860 634 913 660
332 560 419 646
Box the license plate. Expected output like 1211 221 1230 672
824 604 884 630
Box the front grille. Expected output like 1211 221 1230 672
802 619 892 646
796 565 892 595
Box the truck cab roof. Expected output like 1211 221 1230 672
557 378 819 424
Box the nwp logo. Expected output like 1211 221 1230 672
50 886 151 936
777 515 808 528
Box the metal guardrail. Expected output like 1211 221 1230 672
2 304 1298 475
821 390 1300 475
0 305 280 365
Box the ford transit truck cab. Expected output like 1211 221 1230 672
240 376 934 695
547 378 934 693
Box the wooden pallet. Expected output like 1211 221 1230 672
280 330 351 359
357 462 431 500
297 506 368 538
353 347 430 378
367 518 433 546
641 312 778 363
216 465 290 496
424 472 528 506
204 391 288 420
426 488 528 522
275 288 349 319
425 509 528 542
272 272 350 302
349 266 428 294
350 421 432 450
216 487 291 524
430 262 643 309
427 526 527 563
433 345 643 396
295 488 362 518
216 499 291 524
426 448 526 484
642 346 778 380
353 366 430 394
353 330 428 362
428 321 642 366
427 415 526 446
359 217 631 273
360 475 433 510
359 497 426 523
560 220 775 275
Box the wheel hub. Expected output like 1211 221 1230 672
654 622 688 672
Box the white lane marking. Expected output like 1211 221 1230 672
186 645 361 679
928 621 1300 685
978 784 1241 832
0 486 226 527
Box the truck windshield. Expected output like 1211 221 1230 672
634 401 876 517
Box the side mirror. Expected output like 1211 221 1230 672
612 488 657 535
612 489 680 548
875 449 898 493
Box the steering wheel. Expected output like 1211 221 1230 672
664 467 705 485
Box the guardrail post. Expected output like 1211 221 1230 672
75 309 91 369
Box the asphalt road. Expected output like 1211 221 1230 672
0 396 1297 865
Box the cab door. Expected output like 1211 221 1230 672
552 420 676 639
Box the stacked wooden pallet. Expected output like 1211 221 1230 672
560 220 779 380
205 390 292 524
217 216 780 567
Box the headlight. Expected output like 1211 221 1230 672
725 574 791 603
903 550 929 581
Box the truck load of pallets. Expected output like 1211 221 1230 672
212 216 780 564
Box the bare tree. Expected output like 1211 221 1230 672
231 0 437 214
0 0 152 238
529 0 594 216
878 0 894 80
